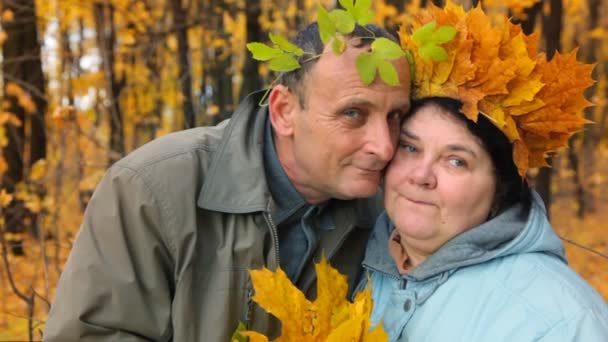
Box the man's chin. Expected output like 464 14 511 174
338 181 380 199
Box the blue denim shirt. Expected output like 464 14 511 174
263 116 334 282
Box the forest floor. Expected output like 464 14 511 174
1 151 608 340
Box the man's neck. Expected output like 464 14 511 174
273 135 329 205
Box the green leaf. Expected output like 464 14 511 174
246 43 282 61
419 44 448 61
268 54 301 71
404 49 415 80
412 21 437 44
353 0 374 25
339 0 355 12
330 9 355 34
371 38 406 60
332 34 347 54
355 52 378 85
431 25 457 44
269 33 304 56
377 60 400 86
318 5 336 44
230 322 248 342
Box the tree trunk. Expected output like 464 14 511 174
171 0 196 129
514 2 543 34
240 1 263 99
94 2 125 165
530 0 563 215
208 3 235 124
1 0 47 255
578 0 602 217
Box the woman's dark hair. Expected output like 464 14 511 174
408 97 532 218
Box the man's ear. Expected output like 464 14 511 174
268 84 297 137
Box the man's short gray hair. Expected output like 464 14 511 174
277 22 398 108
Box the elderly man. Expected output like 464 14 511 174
44 22 411 341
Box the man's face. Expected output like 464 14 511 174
276 41 411 203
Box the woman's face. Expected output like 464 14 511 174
384 104 497 257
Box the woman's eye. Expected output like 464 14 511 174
449 158 466 167
400 142 417 153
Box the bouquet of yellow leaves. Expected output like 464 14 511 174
232 257 387 341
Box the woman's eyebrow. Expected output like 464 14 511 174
400 128 419 140
446 144 477 158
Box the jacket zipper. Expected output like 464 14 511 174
263 210 280 269
244 287 254 329
244 210 280 329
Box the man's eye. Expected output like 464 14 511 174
388 110 403 121
342 109 360 118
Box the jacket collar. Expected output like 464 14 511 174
198 91 271 213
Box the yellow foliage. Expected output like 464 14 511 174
29 159 48 182
0 126 9 148
373 1 398 26
0 111 22 127
238 257 387 341
2 9 14 22
4 82 37 114
590 28 608 39
0 188 13 207
0 156 7 179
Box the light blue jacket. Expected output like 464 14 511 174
362 192 608 341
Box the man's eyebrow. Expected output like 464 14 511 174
340 98 375 108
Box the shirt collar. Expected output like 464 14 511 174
263 116 308 225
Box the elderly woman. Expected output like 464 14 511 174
359 2 608 340
362 97 608 341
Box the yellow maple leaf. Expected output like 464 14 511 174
248 267 315 340
242 257 387 341
240 331 270 342
311 257 348 338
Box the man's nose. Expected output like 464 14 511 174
366 118 396 162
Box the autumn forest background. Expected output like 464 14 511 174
0 0 607 340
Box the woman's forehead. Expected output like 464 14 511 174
402 106 485 149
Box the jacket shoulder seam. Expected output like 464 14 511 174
116 142 216 171
110 164 178 259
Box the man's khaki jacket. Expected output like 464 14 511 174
44 92 383 341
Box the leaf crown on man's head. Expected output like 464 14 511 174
247 0 595 177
